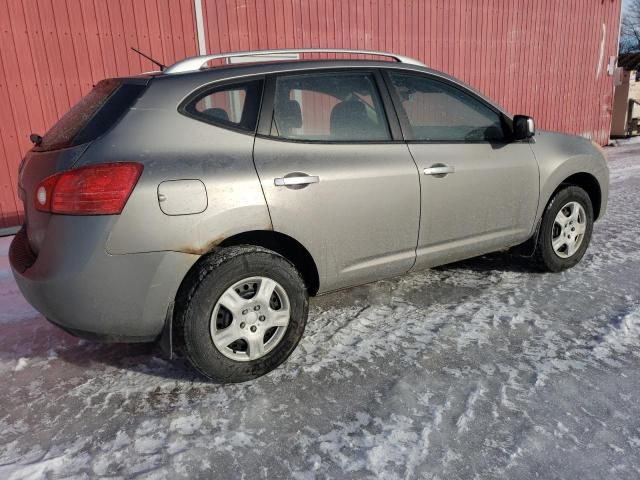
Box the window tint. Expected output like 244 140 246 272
184 79 263 132
388 72 505 142
271 73 390 141
73 83 147 146
36 79 146 152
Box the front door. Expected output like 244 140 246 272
253 70 421 292
384 70 540 269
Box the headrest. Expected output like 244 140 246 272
276 99 302 131
330 99 370 139
202 107 229 122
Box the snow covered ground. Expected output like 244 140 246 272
1 144 640 479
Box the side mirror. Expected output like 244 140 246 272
513 115 535 140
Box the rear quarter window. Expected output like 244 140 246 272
181 79 264 133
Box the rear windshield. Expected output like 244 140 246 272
35 79 147 152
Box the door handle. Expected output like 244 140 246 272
423 164 455 176
274 175 320 187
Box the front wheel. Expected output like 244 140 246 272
533 185 594 272
177 245 308 383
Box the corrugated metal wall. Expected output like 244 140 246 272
201 0 621 145
0 0 622 228
0 0 199 228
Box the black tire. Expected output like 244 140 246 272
176 245 308 383
533 185 594 272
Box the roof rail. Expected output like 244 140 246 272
164 48 426 74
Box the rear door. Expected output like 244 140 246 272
252 70 420 292
384 70 539 269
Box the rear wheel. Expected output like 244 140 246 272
177 245 308 382
533 185 594 272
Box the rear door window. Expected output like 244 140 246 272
36 79 146 152
269 72 390 142
182 79 264 132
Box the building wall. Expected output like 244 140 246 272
0 0 199 227
0 0 622 228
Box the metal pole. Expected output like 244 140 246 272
194 0 207 56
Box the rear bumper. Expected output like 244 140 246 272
10 220 199 342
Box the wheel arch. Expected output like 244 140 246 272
216 230 320 296
513 171 603 257
555 172 602 220
178 230 320 297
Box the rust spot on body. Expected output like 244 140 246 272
178 236 225 255
177 226 272 255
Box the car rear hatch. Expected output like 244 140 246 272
17 77 149 255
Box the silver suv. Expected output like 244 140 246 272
10 49 609 382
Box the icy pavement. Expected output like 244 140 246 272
1 146 640 480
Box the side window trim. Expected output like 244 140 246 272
257 75 276 137
372 69 404 141
382 69 513 144
256 69 402 144
178 76 265 135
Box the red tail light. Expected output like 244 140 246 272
35 162 143 215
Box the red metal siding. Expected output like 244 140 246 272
201 0 620 148
204 0 620 144
0 0 198 228
0 0 622 228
